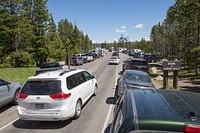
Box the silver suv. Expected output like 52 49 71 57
17 69 98 121
0 79 21 107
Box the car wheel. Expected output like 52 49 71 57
93 84 98 96
13 90 20 105
73 100 82 119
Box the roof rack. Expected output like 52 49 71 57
59 69 76 76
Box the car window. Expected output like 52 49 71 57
0 79 6 86
82 71 92 81
21 80 61 95
125 73 151 83
130 60 147 65
66 75 78 90
76 72 86 85
113 101 124 133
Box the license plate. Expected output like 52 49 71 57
35 103 44 109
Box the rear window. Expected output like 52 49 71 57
130 60 148 65
21 80 61 95
124 73 151 83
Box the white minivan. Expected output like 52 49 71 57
17 69 98 121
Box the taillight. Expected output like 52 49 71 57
50 92 71 100
128 65 135 69
120 82 127 89
185 125 200 133
17 92 28 99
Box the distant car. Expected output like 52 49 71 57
0 78 21 107
35 62 63 75
17 69 98 121
109 56 120 65
112 51 119 57
106 88 200 133
143 53 162 63
72 56 84 65
116 70 155 97
122 58 149 73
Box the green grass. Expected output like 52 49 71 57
0 67 39 85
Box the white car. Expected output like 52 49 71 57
0 79 21 107
109 56 120 65
17 69 98 121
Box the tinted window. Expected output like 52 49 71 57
130 60 147 65
21 80 61 95
76 72 86 85
66 75 78 90
0 79 6 86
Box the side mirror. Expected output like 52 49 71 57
106 97 117 105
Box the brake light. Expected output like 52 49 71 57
17 92 28 99
128 65 135 69
148 64 150 70
185 125 200 133
50 92 71 100
120 82 127 89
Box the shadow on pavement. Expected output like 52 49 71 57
13 119 72 129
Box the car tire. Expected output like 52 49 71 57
73 100 82 119
93 84 98 96
13 90 20 105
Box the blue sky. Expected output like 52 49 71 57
47 0 175 43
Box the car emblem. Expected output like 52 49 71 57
36 97 41 100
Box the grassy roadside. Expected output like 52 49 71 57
0 67 38 85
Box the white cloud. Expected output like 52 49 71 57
116 26 127 33
84 33 91 37
133 24 144 29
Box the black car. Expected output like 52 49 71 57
112 51 119 58
106 88 200 133
35 62 63 75
116 70 155 97
122 58 149 72
143 53 162 63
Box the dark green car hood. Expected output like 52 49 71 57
130 89 200 131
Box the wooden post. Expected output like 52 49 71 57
163 70 168 89
173 70 179 89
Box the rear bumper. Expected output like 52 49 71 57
17 106 74 121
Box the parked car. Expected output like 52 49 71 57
17 69 98 121
35 62 63 75
84 54 94 62
106 88 200 133
72 56 84 65
0 78 21 107
109 56 120 65
122 58 149 72
143 53 162 63
116 70 155 97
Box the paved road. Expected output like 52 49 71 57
0 52 130 133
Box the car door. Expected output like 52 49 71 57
75 72 89 101
82 71 93 95
0 79 11 104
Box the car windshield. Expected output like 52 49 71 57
21 80 61 95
